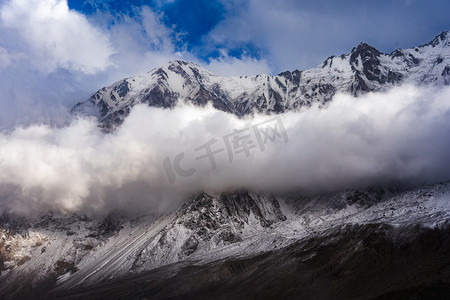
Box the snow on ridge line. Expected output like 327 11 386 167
72 31 450 130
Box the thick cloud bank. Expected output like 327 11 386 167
0 85 450 216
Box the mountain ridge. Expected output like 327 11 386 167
72 31 450 131
1 32 450 299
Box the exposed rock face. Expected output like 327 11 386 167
1 181 450 299
131 191 286 271
72 31 450 131
0 191 288 298
0 212 125 298
48 222 450 300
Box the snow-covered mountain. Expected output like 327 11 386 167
1 183 450 299
0 191 286 297
73 31 450 130
1 32 450 299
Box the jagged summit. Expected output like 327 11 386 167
71 31 450 131
421 30 450 47
350 42 381 55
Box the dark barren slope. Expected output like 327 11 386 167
49 223 450 300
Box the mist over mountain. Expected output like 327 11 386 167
1 32 450 217
1 31 450 299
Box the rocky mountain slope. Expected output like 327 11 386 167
1 32 450 299
72 31 450 130
50 223 450 300
1 182 450 299
0 191 287 298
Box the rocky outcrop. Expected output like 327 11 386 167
131 191 286 271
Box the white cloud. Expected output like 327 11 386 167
0 84 450 216
0 2 185 128
0 46 13 67
204 50 272 76
0 0 115 74
207 0 450 71
141 7 175 51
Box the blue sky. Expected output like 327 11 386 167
67 0 450 71
0 0 449 127
68 0 227 50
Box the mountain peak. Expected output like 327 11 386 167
351 42 382 56
72 32 450 131
422 31 450 47
164 59 201 70
349 42 382 68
